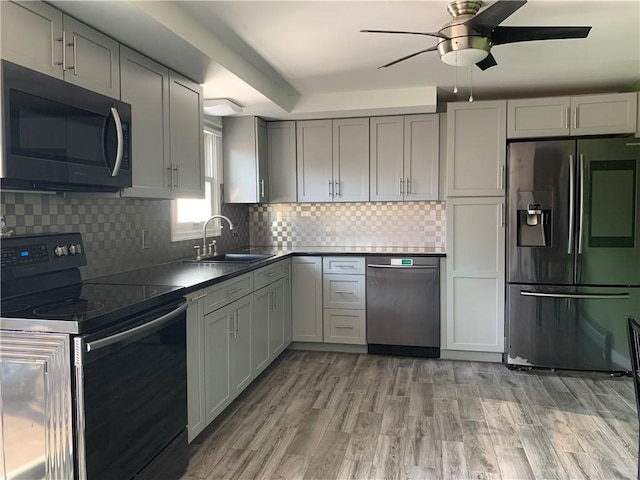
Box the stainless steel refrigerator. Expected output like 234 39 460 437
507 138 640 372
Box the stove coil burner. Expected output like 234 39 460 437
1 303 31 314
34 300 105 317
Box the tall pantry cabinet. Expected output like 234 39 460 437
445 100 506 354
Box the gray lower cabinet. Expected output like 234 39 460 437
203 301 232 425
0 1 120 98
252 287 271 376
229 296 253 398
292 256 323 342
186 290 206 442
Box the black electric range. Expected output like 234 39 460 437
0 232 183 333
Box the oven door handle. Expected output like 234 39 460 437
86 302 187 352
109 107 125 177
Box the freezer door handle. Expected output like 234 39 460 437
578 154 585 255
520 291 629 300
568 154 575 254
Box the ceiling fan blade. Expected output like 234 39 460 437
378 46 438 68
492 26 592 45
361 29 448 39
476 53 497 71
464 0 527 36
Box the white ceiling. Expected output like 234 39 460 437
54 0 640 120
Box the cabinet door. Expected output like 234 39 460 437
223 116 264 203
252 288 271 376
292 257 323 342
333 118 369 202
323 309 366 345
270 279 286 358
257 118 269 202
268 121 297 203
0 1 63 78
186 292 205 443
62 15 120 98
572 93 638 136
404 114 439 200
507 97 570 139
169 72 205 199
447 101 506 197
370 116 404 201
446 197 505 352
297 120 333 202
120 47 171 199
204 305 232 424
283 261 292 346
323 274 366 310
230 297 253 398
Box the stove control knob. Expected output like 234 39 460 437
68 243 82 255
54 245 68 257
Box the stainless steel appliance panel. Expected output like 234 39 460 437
508 140 576 285
507 284 640 372
366 257 440 353
576 138 640 286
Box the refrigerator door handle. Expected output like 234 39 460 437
568 154 575 254
520 291 630 300
578 154 585 254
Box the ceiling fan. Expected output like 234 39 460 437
361 0 592 70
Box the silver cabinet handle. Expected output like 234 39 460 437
56 32 66 70
235 312 239 336
568 155 575 254
578 154 585 254
67 35 77 75
110 108 124 177
399 178 404 195
406 177 410 195
190 293 207 302
167 165 173 189
260 178 265 198
227 287 243 295
565 107 570 130
267 271 277 277
329 180 333 197
500 203 505 228
86 302 188 352
228 314 235 336
335 325 354 329
573 107 578 130
520 291 629 300
500 165 505 191
334 180 340 197
367 264 438 269
334 291 354 295
173 165 179 190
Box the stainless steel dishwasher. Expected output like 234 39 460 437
366 256 440 357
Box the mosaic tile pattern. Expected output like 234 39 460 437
250 201 446 249
1 192 250 280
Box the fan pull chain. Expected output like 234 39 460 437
453 50 458 94
469 65 474 102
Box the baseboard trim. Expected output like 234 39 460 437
288 342 367 354
440 350 503 362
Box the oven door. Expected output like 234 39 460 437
1 60 131 191
73 299 188 480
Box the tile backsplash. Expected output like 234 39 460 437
1 192 249 279
250 201 445 249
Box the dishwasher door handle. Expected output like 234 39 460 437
367 264 438 269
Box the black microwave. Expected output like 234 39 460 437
1 60 132 192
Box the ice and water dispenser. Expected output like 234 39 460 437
516 193 552 247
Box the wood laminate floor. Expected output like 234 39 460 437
181 351 639 480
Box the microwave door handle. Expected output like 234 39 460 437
109 107 124 177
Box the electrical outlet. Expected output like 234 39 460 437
141 229 151 249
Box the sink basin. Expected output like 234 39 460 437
187 253 275 264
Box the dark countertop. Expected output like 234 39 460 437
89 247 446 294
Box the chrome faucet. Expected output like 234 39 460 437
200 215 234 258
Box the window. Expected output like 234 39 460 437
171 126 222 241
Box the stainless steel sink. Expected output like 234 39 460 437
186 253 275 264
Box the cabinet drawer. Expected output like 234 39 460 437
203 273 253 314
322 257 365 275
253 261 286 290
324 309 366 345
323 274 365 309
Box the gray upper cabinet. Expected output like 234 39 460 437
0 2 120 98
223 116 268 203
370 115 439 201
169 72 205 199
61 15 120 98
0 1 63 78
508 93 638 138
267 121 297 203
447 100 506 197
332 118 369 202
120 47 171 199
297 118 369 203
297 120 333 202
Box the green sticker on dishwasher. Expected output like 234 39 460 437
401 259 413 266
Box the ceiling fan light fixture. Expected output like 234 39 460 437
441 47 488 67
